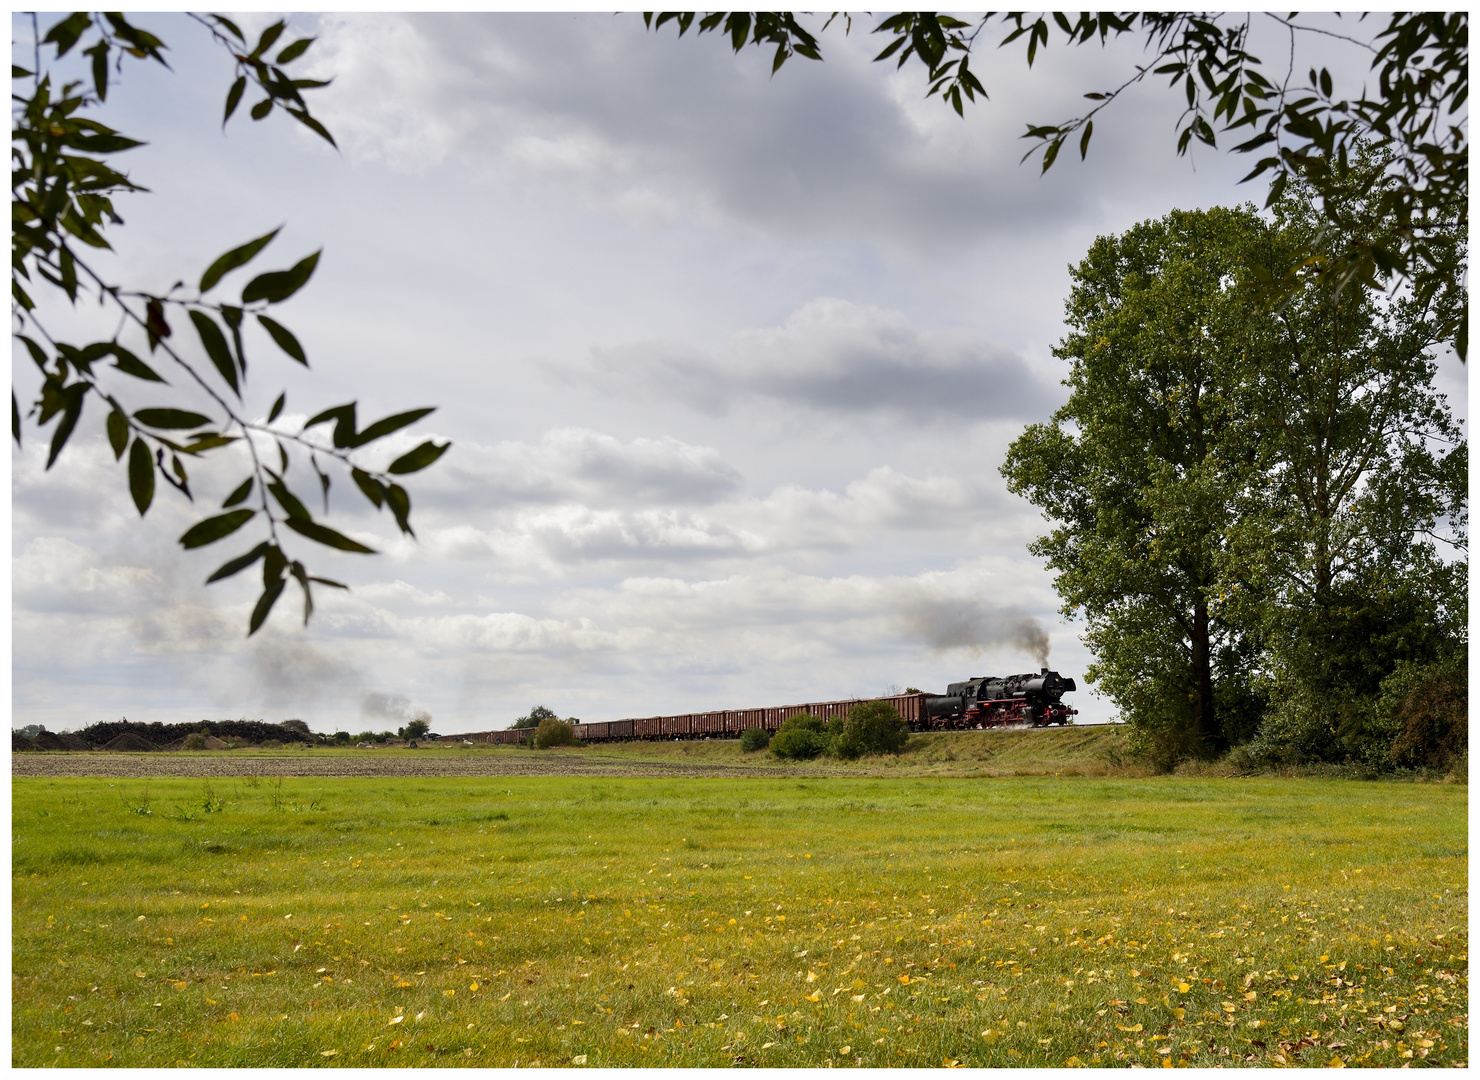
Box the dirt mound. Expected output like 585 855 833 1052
13 732 35 752
101 732 158 753
31 730 90 751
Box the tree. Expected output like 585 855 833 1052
12 13 447 635
511 705 559 730
398 717 431 741
1231 167 1466 768
647 12 1467 357
1003 206 1270 764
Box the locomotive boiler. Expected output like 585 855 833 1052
923 668 1077 729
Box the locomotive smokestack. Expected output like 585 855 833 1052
1041 667 1048 675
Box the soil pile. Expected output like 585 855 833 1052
13 732 34 752
31 731 90 751
101 732 158 752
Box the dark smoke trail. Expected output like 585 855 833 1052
898 597 1050 666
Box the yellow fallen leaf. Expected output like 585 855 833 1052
320 1050 337 1057
444 989 455 997
1244 991 1257 1001
228 1012 239 1022
839 1046 850 1056
898 974 911 984
1327 1057 1345 1068
851 994 865 1002
943 1057 961 1068
1177 982 1190 993
388 1016 403 1025
571 1054 587 1065
1116 1023 1142 1033
470 982 479 992
134 971 146 979
172 981 187 990
396 981 412 988
805 971 817 983
805 993 820 1003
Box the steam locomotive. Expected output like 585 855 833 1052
463 668 1077 744
923 668 1078 729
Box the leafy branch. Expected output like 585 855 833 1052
12 13 447 634
643 11 1468 358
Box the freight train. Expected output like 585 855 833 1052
461 669 1077 744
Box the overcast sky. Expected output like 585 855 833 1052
12 13 1466 735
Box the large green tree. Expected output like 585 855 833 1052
1001 206 1270 764
1003 188 1465 767
1234 171 1466 766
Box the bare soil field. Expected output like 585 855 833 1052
9 750 796 780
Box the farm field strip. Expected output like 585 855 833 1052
13 775 1466 1067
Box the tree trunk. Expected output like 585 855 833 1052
1190 598 1218 753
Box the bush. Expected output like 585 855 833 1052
182 732 208 750
770 713 829 760
832 700 909 759
1383 653 1467 771
399 717 431 741
332 731 350 745
533 717 577 749
739 726 771 752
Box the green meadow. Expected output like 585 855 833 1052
13 773 1467 1067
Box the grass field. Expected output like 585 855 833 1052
13 772 1467 1068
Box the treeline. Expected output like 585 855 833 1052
73 718 314 747
1004 157 1467 774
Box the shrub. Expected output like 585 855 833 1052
1383 653 1467 771
533 717 577 749
770 713 829 760
332 731 350 745
739 726 771 752
182 732 208 751
832 700 909 759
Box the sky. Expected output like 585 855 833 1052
11 13 1467 736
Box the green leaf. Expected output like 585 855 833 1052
107 407 129 459
250 97 273 121
12 392 21 447
257 314 307 364
387 440 450 474
304 403 356 448
109 344 165 382
241 251 320 305
199 227 279 292
249 577 286 635
290 560 313 623
268 392 286 423
222 477 254 508
46 384 87 469
309 575 349 589
206 542 269 584
44 12 93 57
135 408 211 429
283 516 377 554
385 482 413 536
179 509 255 549
189 310 239 395
276 37 314 64
223 75 246 124
128 438 154 515
351 467 385 508
267 479 311 521
352 407 434 447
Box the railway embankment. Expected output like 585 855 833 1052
12 724 1136 779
